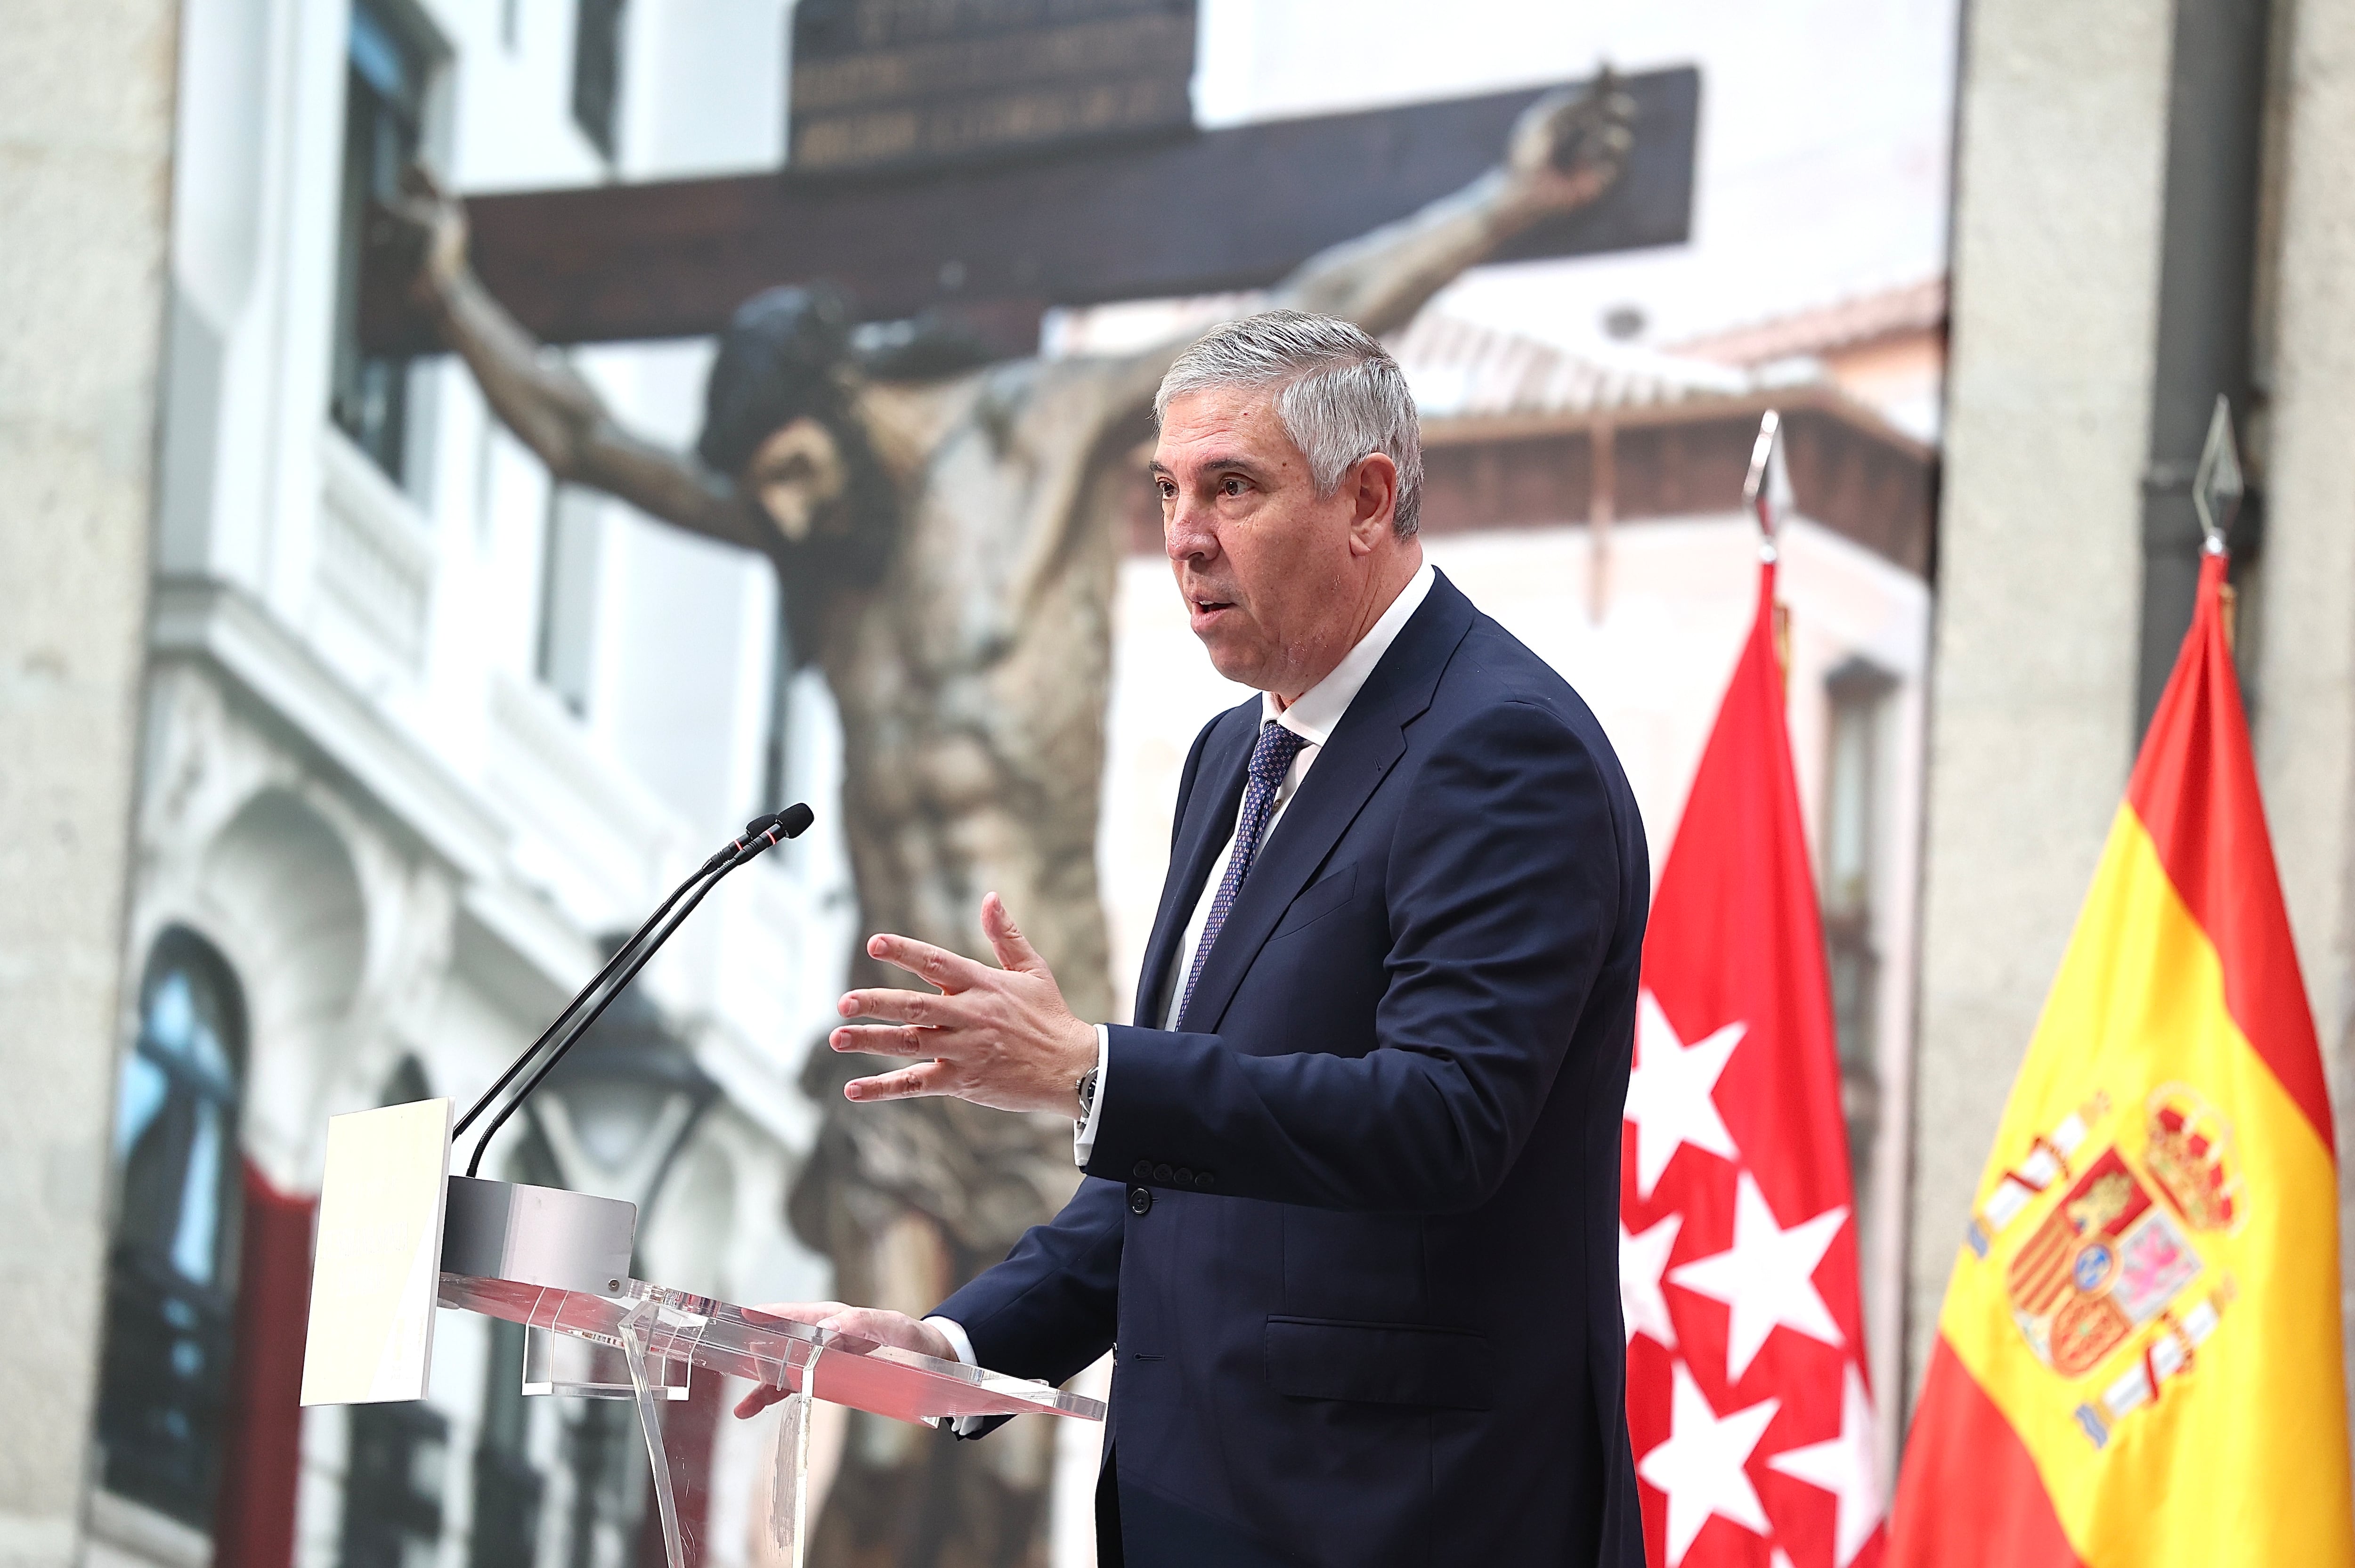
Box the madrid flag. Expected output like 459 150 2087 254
1886 550 2355 1567
1624 556 1885 1568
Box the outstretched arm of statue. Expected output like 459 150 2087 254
386 165 766 552
1098 72 1634 409
1273 74 1634 333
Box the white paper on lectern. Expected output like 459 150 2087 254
299 1097 453 1406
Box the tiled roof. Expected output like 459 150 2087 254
1389 313 1762 420
1668 277 1948 367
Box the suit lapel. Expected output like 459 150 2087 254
1132 702 1257 1028
1176 574 1478 1033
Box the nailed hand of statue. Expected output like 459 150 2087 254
377 161 471 301
829 893 1101 1117
1507 66 1637 213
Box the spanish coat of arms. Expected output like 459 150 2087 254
1965 1086 2243 1447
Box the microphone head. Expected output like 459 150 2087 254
740 811 787 839
778 803 815 839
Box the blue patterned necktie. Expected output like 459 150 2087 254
1176 718 1310 1026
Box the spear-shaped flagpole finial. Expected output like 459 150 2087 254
1743 409 1791 563
2193 395 2244 558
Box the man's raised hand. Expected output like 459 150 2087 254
832 893 1100 1116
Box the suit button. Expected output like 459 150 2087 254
1132 1160 1152 1180
1194 1170 1216 1190
1128 1186 1153 1216
1173 1167 1193 1186
1153 1163 1175 1184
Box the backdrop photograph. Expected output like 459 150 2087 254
15 1 2355 1568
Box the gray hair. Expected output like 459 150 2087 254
1153 309 1425 538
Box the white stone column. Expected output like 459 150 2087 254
2249 0 2355 1433
1904 0 2176 1405
0 3 178 1563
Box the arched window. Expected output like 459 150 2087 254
96 927 248 1530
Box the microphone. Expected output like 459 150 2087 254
456 804 815 1176
450 808 802 1144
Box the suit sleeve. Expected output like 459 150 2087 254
1085 699 1625 1213
929 1176 1127 1389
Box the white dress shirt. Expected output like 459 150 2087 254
1074 560 1434 1164
926 562 1435 1407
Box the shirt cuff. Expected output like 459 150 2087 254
922 1316 987 1436
1072 1024 1112 1168
923 1316 977 1366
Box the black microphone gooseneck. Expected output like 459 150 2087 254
457 803 815 1177
449 809 790 1142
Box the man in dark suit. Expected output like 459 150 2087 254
749 311 1650 1566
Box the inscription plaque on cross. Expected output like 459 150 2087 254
376 28 1699 1565
788 0 1200 174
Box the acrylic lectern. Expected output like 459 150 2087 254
299 1098 1103 1568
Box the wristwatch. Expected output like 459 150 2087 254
1075 1066 1099 1122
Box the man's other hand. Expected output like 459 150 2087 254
830 892 1098 1115
732 1301 955 1419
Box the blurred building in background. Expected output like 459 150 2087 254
83 3 847 1567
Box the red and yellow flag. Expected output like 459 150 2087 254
1887 551 2355 1566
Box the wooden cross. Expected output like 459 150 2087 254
362 66 1697 358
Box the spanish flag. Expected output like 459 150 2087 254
1886 550 2355 1566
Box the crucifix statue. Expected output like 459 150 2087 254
391 73 1636 1565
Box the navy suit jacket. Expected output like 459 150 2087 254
935 572 1649 1567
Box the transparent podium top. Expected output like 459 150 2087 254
438 1271 1104 1426
439 1272 1102 1568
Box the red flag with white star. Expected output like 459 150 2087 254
1622 549 1884 1568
